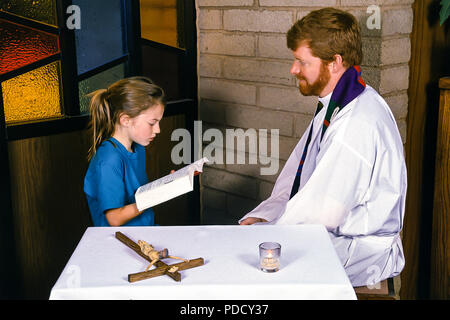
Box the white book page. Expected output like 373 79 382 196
136 157 209 195
135 157 209 211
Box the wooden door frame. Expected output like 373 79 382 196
136 0 200 224
403 0 449 299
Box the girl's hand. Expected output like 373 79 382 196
170 170 175 174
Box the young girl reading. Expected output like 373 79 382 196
83 77 165 226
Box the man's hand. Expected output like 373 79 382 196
239 217 268 225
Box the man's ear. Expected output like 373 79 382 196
329 54 344 73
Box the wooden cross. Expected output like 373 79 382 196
115 231 204 283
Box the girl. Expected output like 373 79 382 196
84 77 165 226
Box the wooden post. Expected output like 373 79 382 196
430 77 450 299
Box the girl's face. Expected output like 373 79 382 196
124 103 164 147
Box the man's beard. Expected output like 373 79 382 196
297 63 331 96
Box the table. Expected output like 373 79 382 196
49 224 356 300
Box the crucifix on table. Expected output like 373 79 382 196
115 231 204 283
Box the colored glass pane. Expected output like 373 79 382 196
0 0 57 27
2 61 63 124
140 0 183 49
73 0 127 75
0 18 60 75
78 63 126 114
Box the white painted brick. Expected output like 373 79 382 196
203 159 226 171
382 7 413 36
296 10 311 21
259 181 275 200
223 144 285 181
198 0 253 6
225 104 293 136
294 113 312 138
385 0 414 3
199 32 255 56
202 167 258 198
379 65 409 95
200 99 226 124
199 54 222 78
223 57 293 85
198 9 222 30
363 36 411 66
201 208 236 225
396 118 407 144
260 158 285 181
383 92 408 120
200 78 257 105
381 37 411 65
223 9 293 33
258 86 317 114
201 122 227 140
259 0 337 6
258 34 293 60
278 135 298 160
226 160 266 179
223 131 265 156
348 8 382 37
348 7 413 37
226 160 281 183
224 134 295 163
341 0 414 6
227 194 260 217
361 38 381 66
202 187 227 209
360 66 380 90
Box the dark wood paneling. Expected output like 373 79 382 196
8 130 92 299
141 40 181 101
404 0 450 299
430 78 450 299
7 116 197 298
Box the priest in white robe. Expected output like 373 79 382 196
239 8 406 287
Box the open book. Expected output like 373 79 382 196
135 157 209 212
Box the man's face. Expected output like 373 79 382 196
290 44 331 97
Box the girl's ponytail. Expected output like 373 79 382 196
87 89 115 160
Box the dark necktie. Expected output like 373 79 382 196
289 101 324 199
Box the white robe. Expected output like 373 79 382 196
239 85 407 287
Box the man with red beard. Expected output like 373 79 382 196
239 8 407 288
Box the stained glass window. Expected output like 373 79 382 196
0 0 132 132
0 18 60 75
73 0 127 75
0 0 58 27
2 61 63 123
78 63 126 114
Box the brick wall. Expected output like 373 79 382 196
196 0 413 224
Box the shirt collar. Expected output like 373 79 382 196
318 91 332 109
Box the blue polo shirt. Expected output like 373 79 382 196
84 137 155 226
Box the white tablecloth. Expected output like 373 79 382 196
49 224 356 300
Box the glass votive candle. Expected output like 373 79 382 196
259 242 281 273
